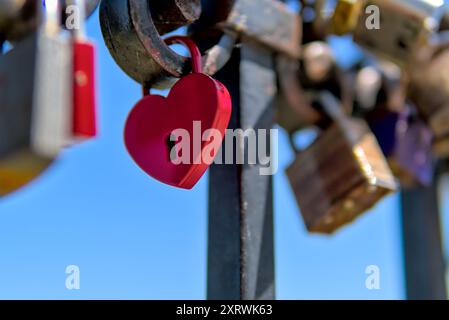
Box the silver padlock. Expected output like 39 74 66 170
0 0 72 195
31 0 72 157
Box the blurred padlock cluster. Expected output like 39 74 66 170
0 0 98 195
2 0 449 234
276 0 449 233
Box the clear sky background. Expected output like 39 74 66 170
0 3 447 300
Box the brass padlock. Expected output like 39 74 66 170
286 92 397 234
329 0 363 36
357 65 434 187
353 0 444 68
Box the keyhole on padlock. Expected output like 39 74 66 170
397 38 409 51
166 134 177 162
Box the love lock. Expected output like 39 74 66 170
124 36 232 189
99 0 201 88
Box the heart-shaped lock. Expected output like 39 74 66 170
124 36 232 189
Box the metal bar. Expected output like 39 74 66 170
207 49 242 300
207 40 276 300
400 172 447 300
239 41 276 300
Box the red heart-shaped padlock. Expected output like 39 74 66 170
124 36 232 189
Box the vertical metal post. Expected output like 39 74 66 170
207 41 276 300
400 171 447 300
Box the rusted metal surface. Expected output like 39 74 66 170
100 0 201 87
150 0 201 34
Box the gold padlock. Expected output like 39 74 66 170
329 0 363 35
286 92 397 234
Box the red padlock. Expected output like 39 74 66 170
72 0 97 139
124 36 232 189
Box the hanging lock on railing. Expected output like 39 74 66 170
0 0 72 195
328 0 364 36
353 0 445 68
368 107 434 188
354 65 435 187
67 0 97 141
286 91 397 234
124 36 232 189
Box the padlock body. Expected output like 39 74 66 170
286 119 397 234
330 0 363 35
369 112 434 187
0 33 54 196
31 29 72 157
73 40 97 138
353 0 441 67
0 16 72 195
124 73 232 189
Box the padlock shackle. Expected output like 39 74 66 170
164 36 203 74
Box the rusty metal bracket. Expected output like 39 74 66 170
100 0 201 88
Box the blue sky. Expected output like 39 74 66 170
0 5 447 300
